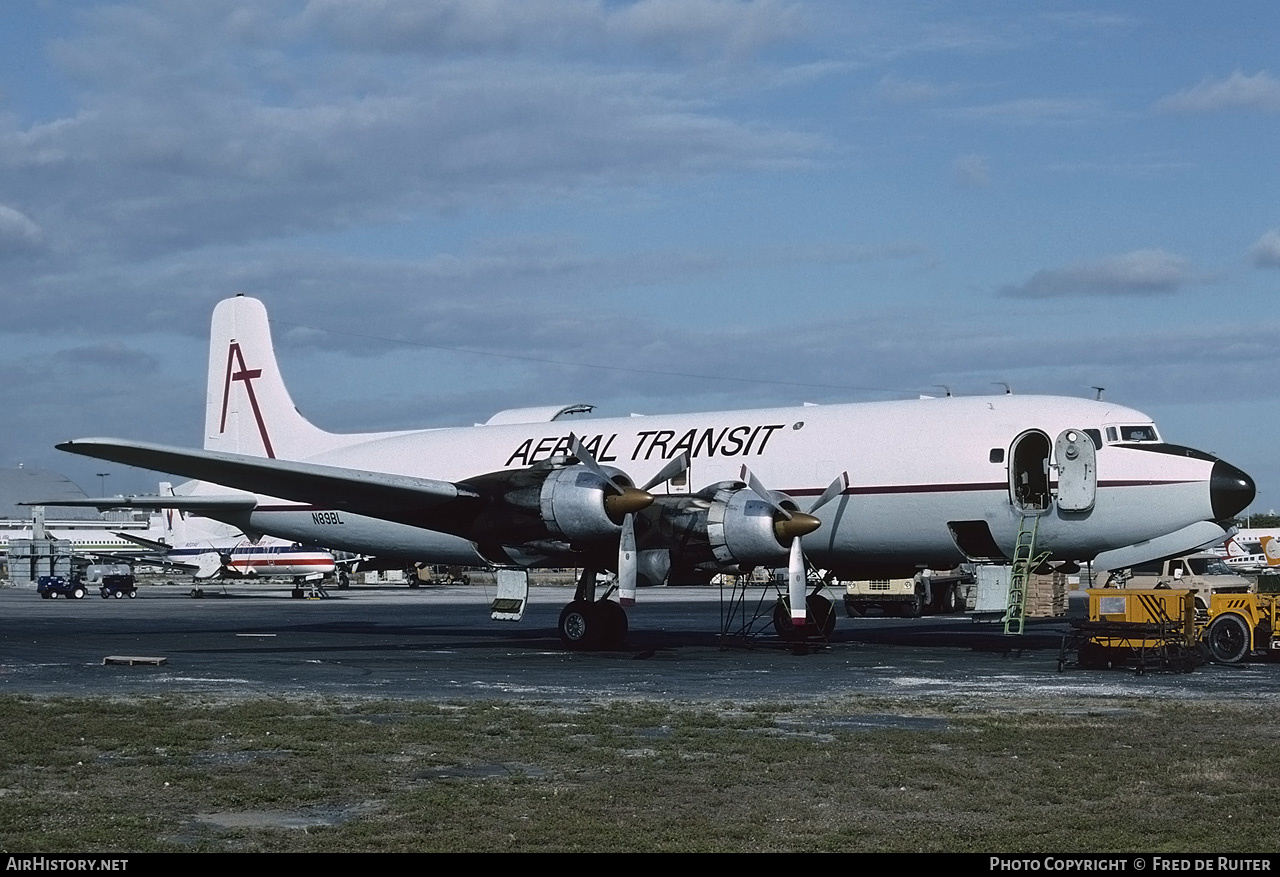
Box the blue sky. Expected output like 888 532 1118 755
1 1 1279 511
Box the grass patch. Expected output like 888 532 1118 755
0 695 1276 852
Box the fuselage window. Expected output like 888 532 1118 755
989 448 1004 464
1083 429 1102 450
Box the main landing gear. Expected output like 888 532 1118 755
558 568 629 650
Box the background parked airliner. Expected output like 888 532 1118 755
50 295 1255 647
24 481 335 588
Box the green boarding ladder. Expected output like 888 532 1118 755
1004 515 1050 636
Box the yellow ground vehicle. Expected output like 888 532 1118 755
1061 589 1203 672
1201 593 1280 663
1063 589 1280 669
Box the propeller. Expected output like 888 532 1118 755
570 434 660 606
615 452 691 606
569 434 653 522
741 466 849 626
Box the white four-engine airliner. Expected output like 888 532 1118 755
52 295 1255 647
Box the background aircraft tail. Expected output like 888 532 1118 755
204 295 343 459
1261 536 1280 568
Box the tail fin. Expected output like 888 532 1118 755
158 481 181 543
204 295 340 460
1262 536 1280 568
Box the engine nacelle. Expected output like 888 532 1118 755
706 483 794 567
642 482 795 573
461 461 638 548
538 465 632 541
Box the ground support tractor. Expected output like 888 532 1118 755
37 575 87 600
1200 593 1280 664
1059 588 1204 673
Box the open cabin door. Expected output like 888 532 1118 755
1009 430 1051 514
1054 428 1097 512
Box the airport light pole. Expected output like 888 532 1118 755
97 472 109 496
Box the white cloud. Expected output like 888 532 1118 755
300 0 804 60
1156 71 1280 113
1250 229 1280 268
1001 249 1199 298
0 205 43 254
0 4 823 262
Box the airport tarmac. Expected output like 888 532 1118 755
3 582 1279 704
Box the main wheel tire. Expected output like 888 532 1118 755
941 585 962 614
901 591 923 618
1205 613 1251 664
558 600 599 650
128 589 137 598
73 587 86 600
113 590 123 599
773 595 837 641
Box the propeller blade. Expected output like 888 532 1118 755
788 537 807 625
641 452 691 492
739 465 792 520
618 512 637 607
570 433 626 495
808 472 850 514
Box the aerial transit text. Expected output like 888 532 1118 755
505 424 789 468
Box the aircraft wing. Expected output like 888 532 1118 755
55 438 480 519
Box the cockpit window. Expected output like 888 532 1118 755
1105 424 1159 444
1119 425 1159 442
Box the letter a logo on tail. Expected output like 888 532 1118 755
220 341 276 458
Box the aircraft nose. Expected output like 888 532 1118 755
1211 460 1256 520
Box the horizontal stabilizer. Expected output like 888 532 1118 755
26 494 259 512
56 438 477 514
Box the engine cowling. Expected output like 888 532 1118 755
642 481 804 573
538 465 640 540
461 462 651 548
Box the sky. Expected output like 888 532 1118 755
1 0 1279 512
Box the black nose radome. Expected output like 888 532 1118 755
1211 460 1256 520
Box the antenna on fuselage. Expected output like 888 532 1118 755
1092 386 1105 400
933 385 952 397
993 382 1011 395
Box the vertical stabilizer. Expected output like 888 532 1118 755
158 482 181 543
204 295 336 459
